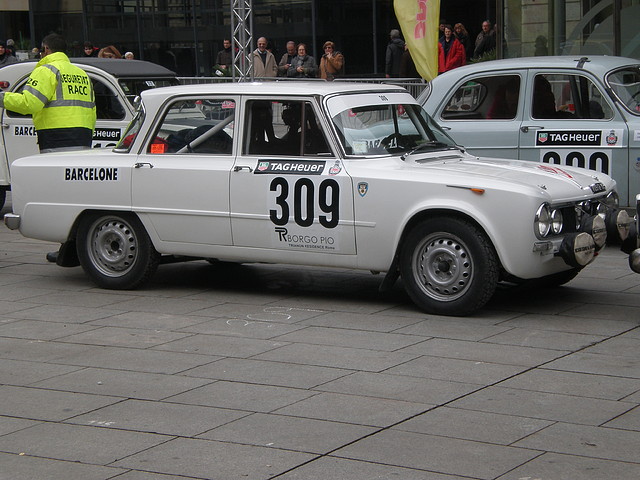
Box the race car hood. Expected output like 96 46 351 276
405 151 613 199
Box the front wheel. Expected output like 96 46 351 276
400 217 499 316
76 212 160 289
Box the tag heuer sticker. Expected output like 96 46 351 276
257 161 270 171
538 132 548 143
358 182 369 197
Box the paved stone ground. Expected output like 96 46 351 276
1 195 640 480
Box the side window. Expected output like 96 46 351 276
442 75 520 120
532 74 614 120
93 79 126 120
148 98 236 154
244 100 331 156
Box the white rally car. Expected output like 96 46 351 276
0 57 179 210
5 82 639 316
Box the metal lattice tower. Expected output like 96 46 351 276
231 0 253 81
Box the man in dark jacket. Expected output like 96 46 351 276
385 29 404 78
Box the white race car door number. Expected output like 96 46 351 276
230 159 356 254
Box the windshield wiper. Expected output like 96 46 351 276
400 141 463 161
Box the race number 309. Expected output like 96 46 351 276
270 177 340 228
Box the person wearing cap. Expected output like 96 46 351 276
385 29 404 78
124 51 135 60
0 40 18 68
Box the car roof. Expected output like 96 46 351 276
68 57 177 78
139 81 409 100
435 55 640 80
0 57 176 80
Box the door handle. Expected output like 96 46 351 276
520 125 544 133
233 165 253 172
134 162 154 168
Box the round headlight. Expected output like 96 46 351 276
605 208 632 243
535 204 552 238
550 209 563 234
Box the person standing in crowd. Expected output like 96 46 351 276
453 23 473 61
399 44 419 78
0 33 97 263
252 37 278 78
83 41 99 57
0 41 17 67
385 29 404 78
438 25 466 74
278 41 297 77
473 20 495 59
287 43 317 78
124 51 135 60
5 39 16 57
318 41 344 80
215 39 233 71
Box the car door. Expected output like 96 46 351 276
1 74 133 159
431 72 525 158
230 97 356 255
131 96 237 247
518 70 630 204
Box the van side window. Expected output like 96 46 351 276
93 79 126 120
148 98 236 155
532 73 614 120
244 100 331 156
442 75 521 120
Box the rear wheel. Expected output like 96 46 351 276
400 217 499 316
76 212 159 289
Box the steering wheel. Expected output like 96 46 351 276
380 133 406 150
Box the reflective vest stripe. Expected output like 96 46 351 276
22 85 49 105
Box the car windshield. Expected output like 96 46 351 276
114 107 145 153
607 66 640 115
330 100 457 156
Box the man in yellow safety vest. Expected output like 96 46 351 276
0 33 96 152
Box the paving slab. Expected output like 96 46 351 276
199 412 376 454
495 452 640 480
0 422 169 464
449 385 634 425
112 437 317 480
514 422 640 463
0 452 127 480
333 429 541 480
68 399 249 436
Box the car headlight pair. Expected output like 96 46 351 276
535 203 563 238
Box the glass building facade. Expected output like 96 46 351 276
0 1 637 77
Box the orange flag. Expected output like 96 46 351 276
393 0 440 81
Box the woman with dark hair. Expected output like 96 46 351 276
287 43 317 78
454 23 472 60
0 41 18 68
438 25 466 74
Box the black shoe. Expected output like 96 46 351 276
46 251 58 263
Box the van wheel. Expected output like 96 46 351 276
76 213 159 289
400 217 499 316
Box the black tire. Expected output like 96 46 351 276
400 217 499 316
76 212 160 289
